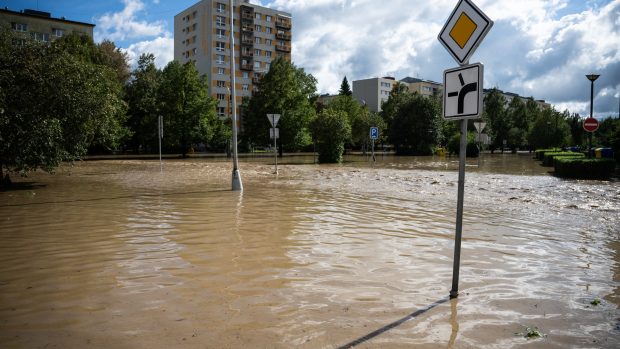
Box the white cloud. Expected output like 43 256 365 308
261 0 619 117
95 0 166 42
122 35 174 69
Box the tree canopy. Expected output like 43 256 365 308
242 57 317 153
0 30 127 182
338 76 352 96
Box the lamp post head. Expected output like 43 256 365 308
586 74 600 82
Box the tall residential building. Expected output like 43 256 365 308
174 0 292 119
0 8 94 44
352 77 397 113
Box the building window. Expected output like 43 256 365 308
11 22 28 32
265 51 272 57
218 68 225 75
255 25 261 32
192 48 197 55
254 61 261 69
193 11 197 18
216 41 225 52
216 54 225 64
255 37 261 44
242 72 249 78
31 32 50 42
216 80 226 87
216 3 226 13
218 107 226 117
266 27 272 34
254 49 261 56
242 84 249 91
192 23 197 31
255 13 261 20
266 15 272 22
216 16 226 27
216 29 225 38
52 28 65 37
265 39 272 45
265 63 271 70
217 93 226 100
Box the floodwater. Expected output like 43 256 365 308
0 154 618 348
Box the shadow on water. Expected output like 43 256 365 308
0 181 47 192
337 297 451 349
0 188 231 207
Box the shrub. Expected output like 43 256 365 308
535 148 561 161
311 109 351 163
554 158 616 179
448 131 479 157
542 152 585 166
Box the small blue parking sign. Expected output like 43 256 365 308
370 127 379 140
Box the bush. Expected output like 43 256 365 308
542 152 585 166
448 131 479 157
535 148 561 161
311 109 351 163
554 158 616 179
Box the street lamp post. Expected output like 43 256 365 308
229 0 242 191
586 74 599 157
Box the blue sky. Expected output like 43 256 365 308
3 0 619 118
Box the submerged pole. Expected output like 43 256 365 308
230 0 242 191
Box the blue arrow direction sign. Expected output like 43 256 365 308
370 127 379 140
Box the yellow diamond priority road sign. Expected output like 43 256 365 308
438 0 493 65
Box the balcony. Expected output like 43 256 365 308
241 12 254 21
241 38 254 45
252 73 263 84
241 26 254 33
241 63 254 71
241 51 254 59
276 45 291 53
276 32 291 41
275 20 291 29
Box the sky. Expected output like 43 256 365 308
3 0 619 118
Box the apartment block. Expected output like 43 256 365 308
174 0 292 119
0 8 94 44
352 77 397 113
400 77 443 98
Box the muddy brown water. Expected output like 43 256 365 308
1 154 618 348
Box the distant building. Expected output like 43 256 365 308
174 0 292 119
400 77 443 98
352 76 397 112
0 8 94 44
483 88 551 110
316 93 339 108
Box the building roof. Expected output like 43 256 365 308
0 8 95 27
400 77 442 85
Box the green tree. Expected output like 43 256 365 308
389 93 441 155
566 113 585 147
339 76 352 96
0 32 127 183
594 117 618 147
125 53 162 153
243 57 317 154
311 109 351 163
158 60 218 157
506 97 527 152
380 82 409 130
609 118 620 161
527 108 569 149
483 89 509 152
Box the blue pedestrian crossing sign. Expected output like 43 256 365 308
370 127 379 140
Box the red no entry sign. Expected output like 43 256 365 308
583 117 599 132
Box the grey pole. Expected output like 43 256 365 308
158 115 163 172
450 117 468 299
230 0 242 191
273 116 278 175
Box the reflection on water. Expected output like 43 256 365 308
0 155 619 348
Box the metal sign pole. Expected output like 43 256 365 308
371 139 375 166
450 117 468 298
158 115 163 172
273 122 278 175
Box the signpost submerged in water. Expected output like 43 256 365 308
438 0 493 299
